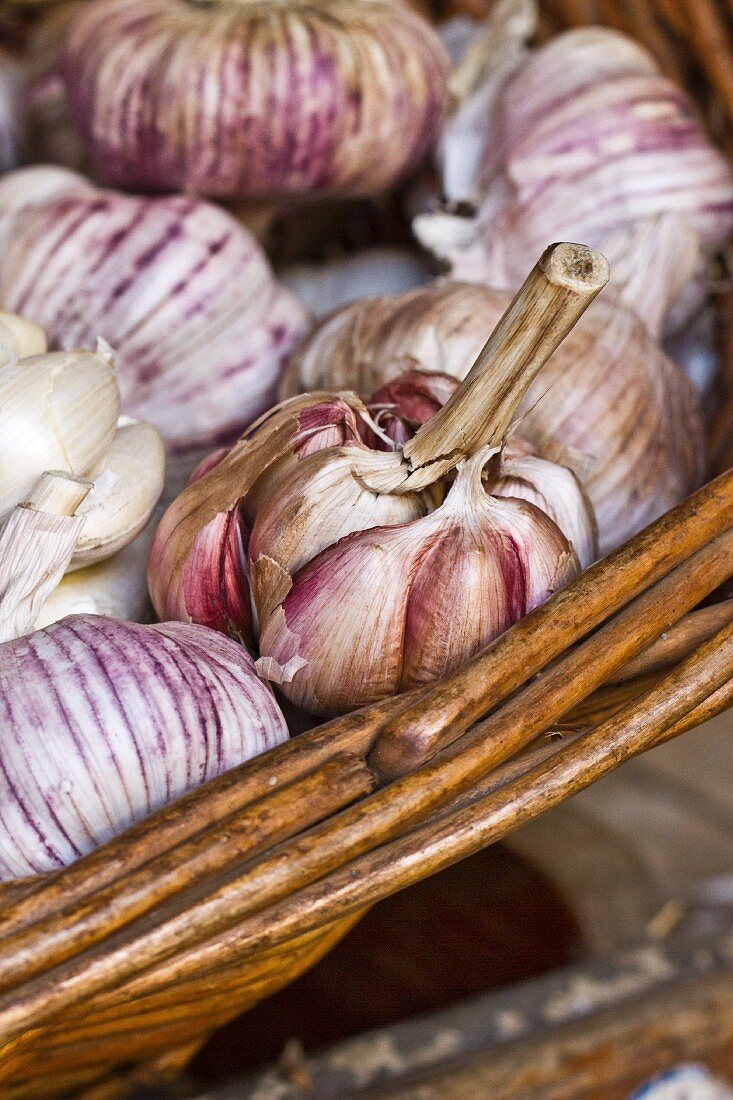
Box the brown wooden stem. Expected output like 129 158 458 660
2 518 731 1033
402 243 609 477
164 616 733 968
0 755 375 990
609 601 733 682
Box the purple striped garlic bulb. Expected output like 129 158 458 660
0 167 309 451
283 278 705 554
257 446 581 715
0 616 287 879
58 0 450 201
150 241 608 718
416 24 733 332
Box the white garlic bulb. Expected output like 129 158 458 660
279 248 432 319
0 167 309 452
59 0 450 201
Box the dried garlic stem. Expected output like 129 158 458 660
0 471 91 643
403 242 609 477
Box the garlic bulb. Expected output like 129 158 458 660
417 24 733 331
0 167 309 451
258 447 578 715
284 279 704 553
59 0 450 201
0 616 288 879
151 242 607 716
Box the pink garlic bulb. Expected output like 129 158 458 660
417 26 733 330
59 0 450 201
257 446 579 715
0 166 308 451
284 279 704 554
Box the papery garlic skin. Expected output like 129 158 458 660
417 27 733 317
0 340 119 522
0 167 309 451
0 616 288 879
258 448 578 716
70 418 165 568
248 445 429 624
284 281 704 553
60 0 450 200
149 393 375 640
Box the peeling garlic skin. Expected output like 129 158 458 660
60 0 450 200
259 450 578 717
0 167 309 452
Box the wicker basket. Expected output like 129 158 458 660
1 3 733 1097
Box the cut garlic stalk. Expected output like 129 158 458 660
0 339 119 522
69 418 165 569
0 471 91 643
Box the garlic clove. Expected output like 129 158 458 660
35 522 155 630
258 448 579 716
248 446 430 616
491 440 598 570
0 311 48 366
69 418 165 569
0 341 120 522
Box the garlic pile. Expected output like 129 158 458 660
0 309 165 631
284 278 704 554
0 616 287 879
416 18 733 331
58 0 450 201
0 167 309 451
279 248 432 320
151 243 605 716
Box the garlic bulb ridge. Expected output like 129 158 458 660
0 167 309 451
60 0 450 200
